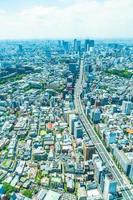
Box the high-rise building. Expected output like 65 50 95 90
113 147 132 176
74 120 83 138
89 40 95 47
18 44 23 53
77 40 81 53
62 40 69 52
83 140 95 160
99 168 108 193
103 173 117 200
73 39 81 53
85 39 94 52
122 101 132 115
69 114 78 135
93 157 103 184
85 39 90 52
91 109 101 124
105 131 117 145
58 40 62 48
93 156 109 193
74 39 77 51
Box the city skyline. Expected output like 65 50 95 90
0 0 133 39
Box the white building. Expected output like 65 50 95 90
103 173 117 200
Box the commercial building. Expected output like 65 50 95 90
83 140 95 160
74 120 83 138
85 39 94 52
103 173 117 200
69 114 78 134
122 101 132 115
91 109 101 124
113 147 132 176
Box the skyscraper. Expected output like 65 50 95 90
73 39 81 53
85 39 90 52
62 40 69 52
85 39 95 52
74 39 77 51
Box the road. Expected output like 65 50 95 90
74 58 133 200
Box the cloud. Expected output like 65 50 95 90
0 9 7 15
0 0 132 39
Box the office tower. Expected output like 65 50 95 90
74 39 81 53
113 147 132 176
85 39 90 52
77 40 81 53
83 141 95 160
99 168 108 193
91 109 101 124
94 157 103 184
89 40 95 47
103 173 117 200
122 101 132 115
105 131 117 145
69 114 78 134
74 39 77 51
58 40 62 48
74 120 83 138
93 156 111 193
62 40 69 52
85 39 94 52
18 44 23 53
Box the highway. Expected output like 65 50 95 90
74 58 133 200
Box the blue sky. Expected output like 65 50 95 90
0 0 132 39
0 0 74 10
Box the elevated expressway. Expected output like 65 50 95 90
74 58 133 200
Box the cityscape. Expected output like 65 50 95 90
0 0 133 200
0 39 132 200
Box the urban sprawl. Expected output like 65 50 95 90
0 39 133 200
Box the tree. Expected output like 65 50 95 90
3 182 16 198
21 189 33 198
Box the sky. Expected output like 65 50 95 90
0 0 133 39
